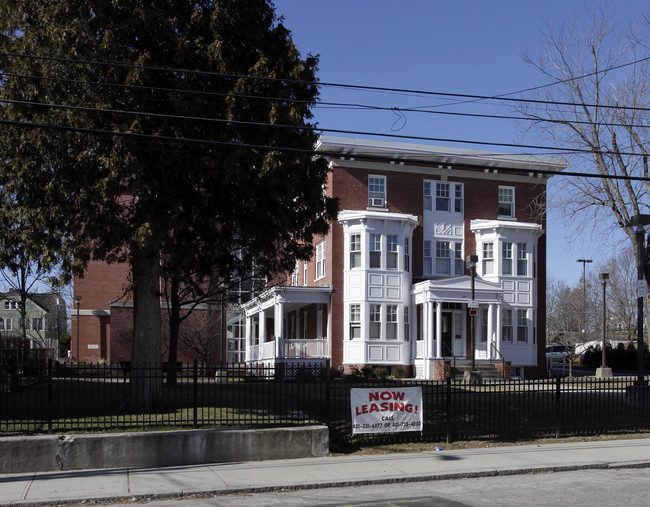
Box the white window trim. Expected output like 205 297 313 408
498 186 515 219
368 175 386 208
315 240 326 280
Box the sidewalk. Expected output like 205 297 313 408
2 438 650 506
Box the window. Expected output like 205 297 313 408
502 309 513 342
436 183 450 211
498 187 514 217
226 313 245 363
502 242 513 275
517 243 528 276
350 304 361 339
32 318 44 331
423 240 432 275
423 181 432 211
368 175 386 207
481 309 489 343
303 261 308 286
6 318 12 331
386 305 398 340
454 184 464 212
350 233 361 268
315 240 326 280
387 235 398 270
404 307 410 342
291 261 299 286
454 243 463 275
517 310 528 342
4 301 18 310
24 319 31 330
369 234 381 268
436 241 451 275
483 242 494 274
0 318 4 330
404 237 410 272
369 304 381 339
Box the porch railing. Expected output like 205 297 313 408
283 339 329 359
248 341 276 361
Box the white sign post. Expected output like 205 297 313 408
350 387 423 435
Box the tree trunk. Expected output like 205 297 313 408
166 277 181 386
128 245 163 412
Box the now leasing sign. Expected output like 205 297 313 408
350 387 423 435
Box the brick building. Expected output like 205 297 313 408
73 136 565 378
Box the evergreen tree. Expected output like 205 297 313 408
0 1 337 409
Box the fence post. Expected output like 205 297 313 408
193 360 198 429
446 377 453 444
555 376 561 438
47 359 53 434
325 359 331 428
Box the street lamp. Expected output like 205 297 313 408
596 273 612 378
75 295 81 364
463 255 482 385
577 259 592 337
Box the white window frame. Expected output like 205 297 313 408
423 181 432 211
517 309 528 342
423 240 432 275
502 309 513 342
350 304 361 339
454 242 463 275
502 242 513 276
436 241 451 275
454 184 464 213
369 234 381 269
498 186 515 218
315 240 326 280
368 175 386 208
517 243 528 276
303 261 308 286
350 233 361 269
483 242 494 275
404 307 410 342
291 261 299 286
369 304 381 340
436 182 450 212
386 305 398 340
404 237 410 272
386 235 398 270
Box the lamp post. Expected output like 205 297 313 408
463 255 482 385
75 295 81 364
596 273 612 378
577 259 592 337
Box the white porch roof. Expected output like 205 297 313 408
241 285 333 317
412 275 502 304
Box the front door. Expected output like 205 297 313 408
441 313 452 356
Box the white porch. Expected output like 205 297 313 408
242 286 332 372
412 276 509 379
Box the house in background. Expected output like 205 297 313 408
73 136 566 379
0 290 67 361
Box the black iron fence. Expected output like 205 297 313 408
2 361 650 447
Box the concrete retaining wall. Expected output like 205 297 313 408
0 425 329 474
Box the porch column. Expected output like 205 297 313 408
244 314 252 362
496 303 503 353
435 301 442 359
259 309 266 344
487 303 495 359
274 300 284 359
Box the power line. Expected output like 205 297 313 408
3 51 650 113
2 117 650 182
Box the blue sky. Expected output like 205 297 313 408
273 0 649 285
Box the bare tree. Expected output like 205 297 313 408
546 277 584 342
518 3 650 276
